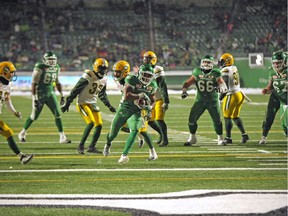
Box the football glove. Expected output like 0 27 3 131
60 97 65 106
61 101 70 113
217 83 228 93
219 93 227 101
161 103 169 113
14 111 22 120
181 91 189 99
34 100 42 110
143 111 152 122
108 105 116 113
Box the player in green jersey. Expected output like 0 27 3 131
181 55 228 146
61 58 116 154
260 51 288 144
18 51 71 144
103 64 158 164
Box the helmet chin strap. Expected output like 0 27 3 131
95 71 104 79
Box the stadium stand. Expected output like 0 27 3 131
0 0 286 71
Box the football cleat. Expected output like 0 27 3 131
258 136 267 145
241 134 249 144
147 148 158 161
103 144 111 157
77 145 84 154
87 147 102 154
20 154 34 165
184 134 197 146
159 141 168 147
223 137 233 144
118 154 129 164
18 130 26 142
217 135 226 146
60 138 72 144
184 142 192 146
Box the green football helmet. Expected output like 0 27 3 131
43 51 57 67
272 51 285 72
138 64 154 86
201 55 214 71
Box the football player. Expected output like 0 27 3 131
112 60 156 152
142 51 170 147
0 61 33 164
218 53 250 144
61 58 116 154
260 52 288 144
18 51 71 144
103 63 158 164
181 55 227 146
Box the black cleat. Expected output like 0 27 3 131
77 145 84 154
87 147 102 154
223 137 233 144
241 134 249 144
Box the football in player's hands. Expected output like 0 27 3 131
135 98 149 109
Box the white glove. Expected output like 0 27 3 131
218 83 228 93
14 111 22 120
138 92 151 103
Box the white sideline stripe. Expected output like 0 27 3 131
260 163 288 166
0 167 287 173
258 150 272 154
0 190 287 215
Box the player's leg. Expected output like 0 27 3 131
259 92 280 144
46 95 71 143
185 101 205 146
207 101 224 145
88 106 103 153
148 105 163 144
155 100 169 147
18 98 44 142
0 121 33 164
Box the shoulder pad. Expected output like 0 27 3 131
221 68 230 73
34 62 47 69
154 65 164 73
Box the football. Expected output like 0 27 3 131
134 98 149 109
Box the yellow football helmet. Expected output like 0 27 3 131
218 53 234 69
93 58 109 77
0 61 17 82
143 51 157 66
112 60 130 81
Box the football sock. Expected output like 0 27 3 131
23 117 34 130
140 131 153 149
148 121 162 138
89 125 102 147
55 116 63 132
7 136 20 155
122 130 138 155
233 117 245 134
80 123 94 146
156 120 168 143
224 118 233 138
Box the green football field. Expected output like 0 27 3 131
0 94 287 215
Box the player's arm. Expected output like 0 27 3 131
3 93 22 119
219 75 229 100
216 77 228 93
61 78 88 112
181 75 195 99
98 85 116 113
156 76 170 104
262 79 273 95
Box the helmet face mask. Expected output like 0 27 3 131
43 51 57 67
272 52 285 73
201 55 214 71
0 61 17 82
218 53 234 69
93 58 109 78
143 51 157 66
138 68 154 86
112 60 130 81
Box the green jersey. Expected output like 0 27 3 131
269 68 288 104
192 67 222 102
121 74 157 112
32 62 60 98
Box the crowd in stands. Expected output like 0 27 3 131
0 0 286 71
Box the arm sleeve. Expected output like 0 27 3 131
156 76 170 104
66 77 88 103
98 85 112 107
